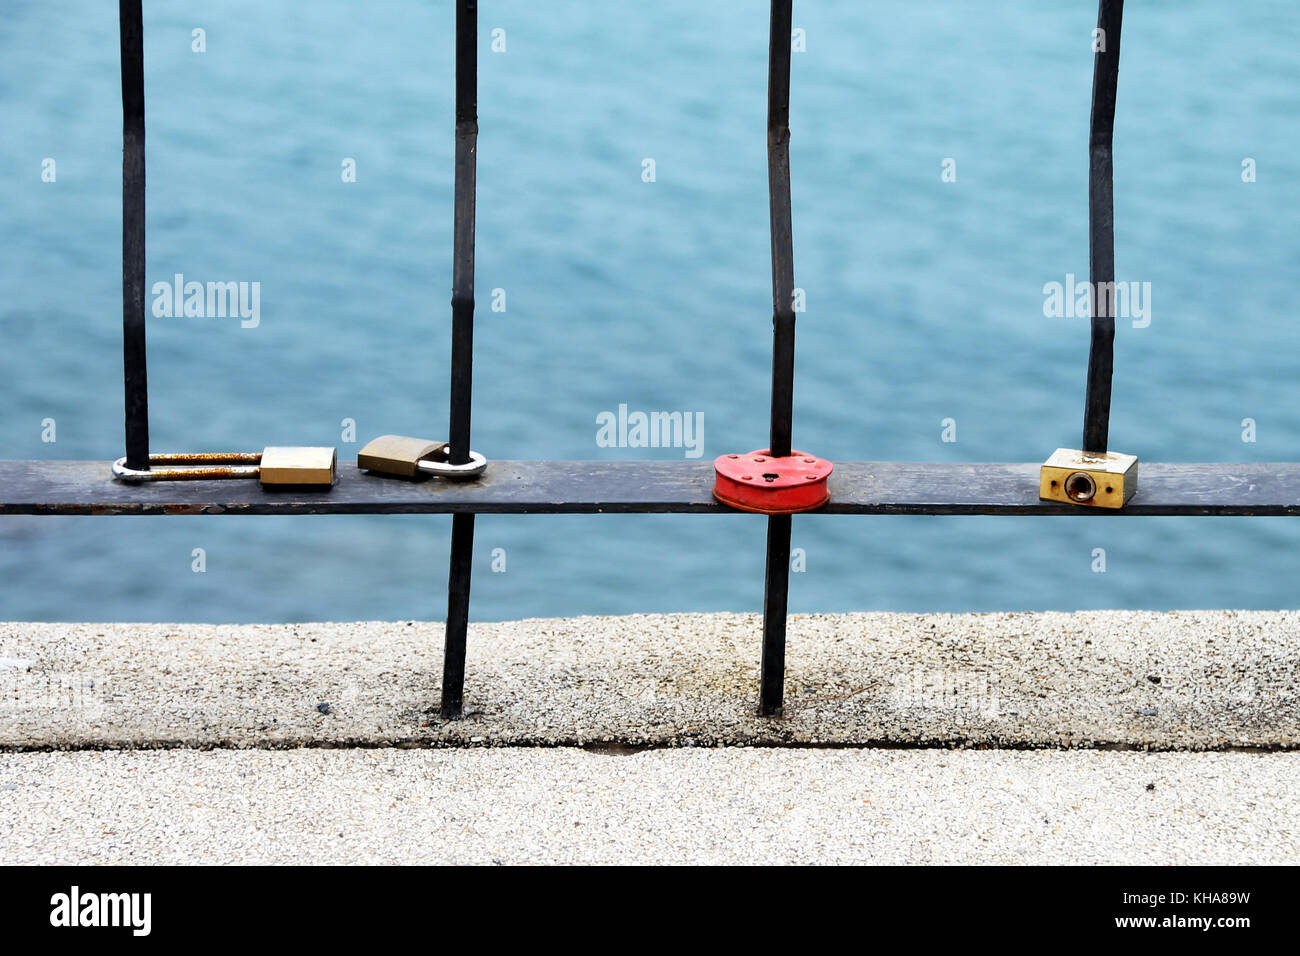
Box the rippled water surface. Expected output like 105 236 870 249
2 1 1298 621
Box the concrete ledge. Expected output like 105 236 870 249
1 610 1296 750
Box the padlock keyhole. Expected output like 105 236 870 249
1064 471 1097 502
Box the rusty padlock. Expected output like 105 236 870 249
112 447 337 487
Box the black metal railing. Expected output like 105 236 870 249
761 0 798 715
442 0 481 719
6 0 1299 719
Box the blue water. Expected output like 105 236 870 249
2 0 1299 623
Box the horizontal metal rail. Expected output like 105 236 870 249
4 461 1300 516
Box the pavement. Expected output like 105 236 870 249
1 610 1297 864
3 748 1295 865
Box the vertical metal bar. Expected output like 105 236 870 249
440 0 478 720
760 0 796 717
761 513 792 715
449 0 478 467
440 512 475 719
119 0 149 470
1082 0 1124 455
767 0 796 461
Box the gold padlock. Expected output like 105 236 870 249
357 435 448 478
258 446 337 486
1039 448 1137 509
357 434 487 479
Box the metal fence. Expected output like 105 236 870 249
4 0 1299 718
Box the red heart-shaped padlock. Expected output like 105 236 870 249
712 449 833 514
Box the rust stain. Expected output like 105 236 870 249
146 468 249 480
149 453 261 464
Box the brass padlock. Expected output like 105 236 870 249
112 447 337 487
357 435 487 479
258 447 338 486
1039 448 1137 509
357 435 448 477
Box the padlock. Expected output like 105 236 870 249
258 447 338 486
713 449 832 514
1038 448 1137 509
357 434 487 479
111 447 337 487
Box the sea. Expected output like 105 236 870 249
2 0 1299 622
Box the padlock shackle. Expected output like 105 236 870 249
418 450 488 479
112 454 261 482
